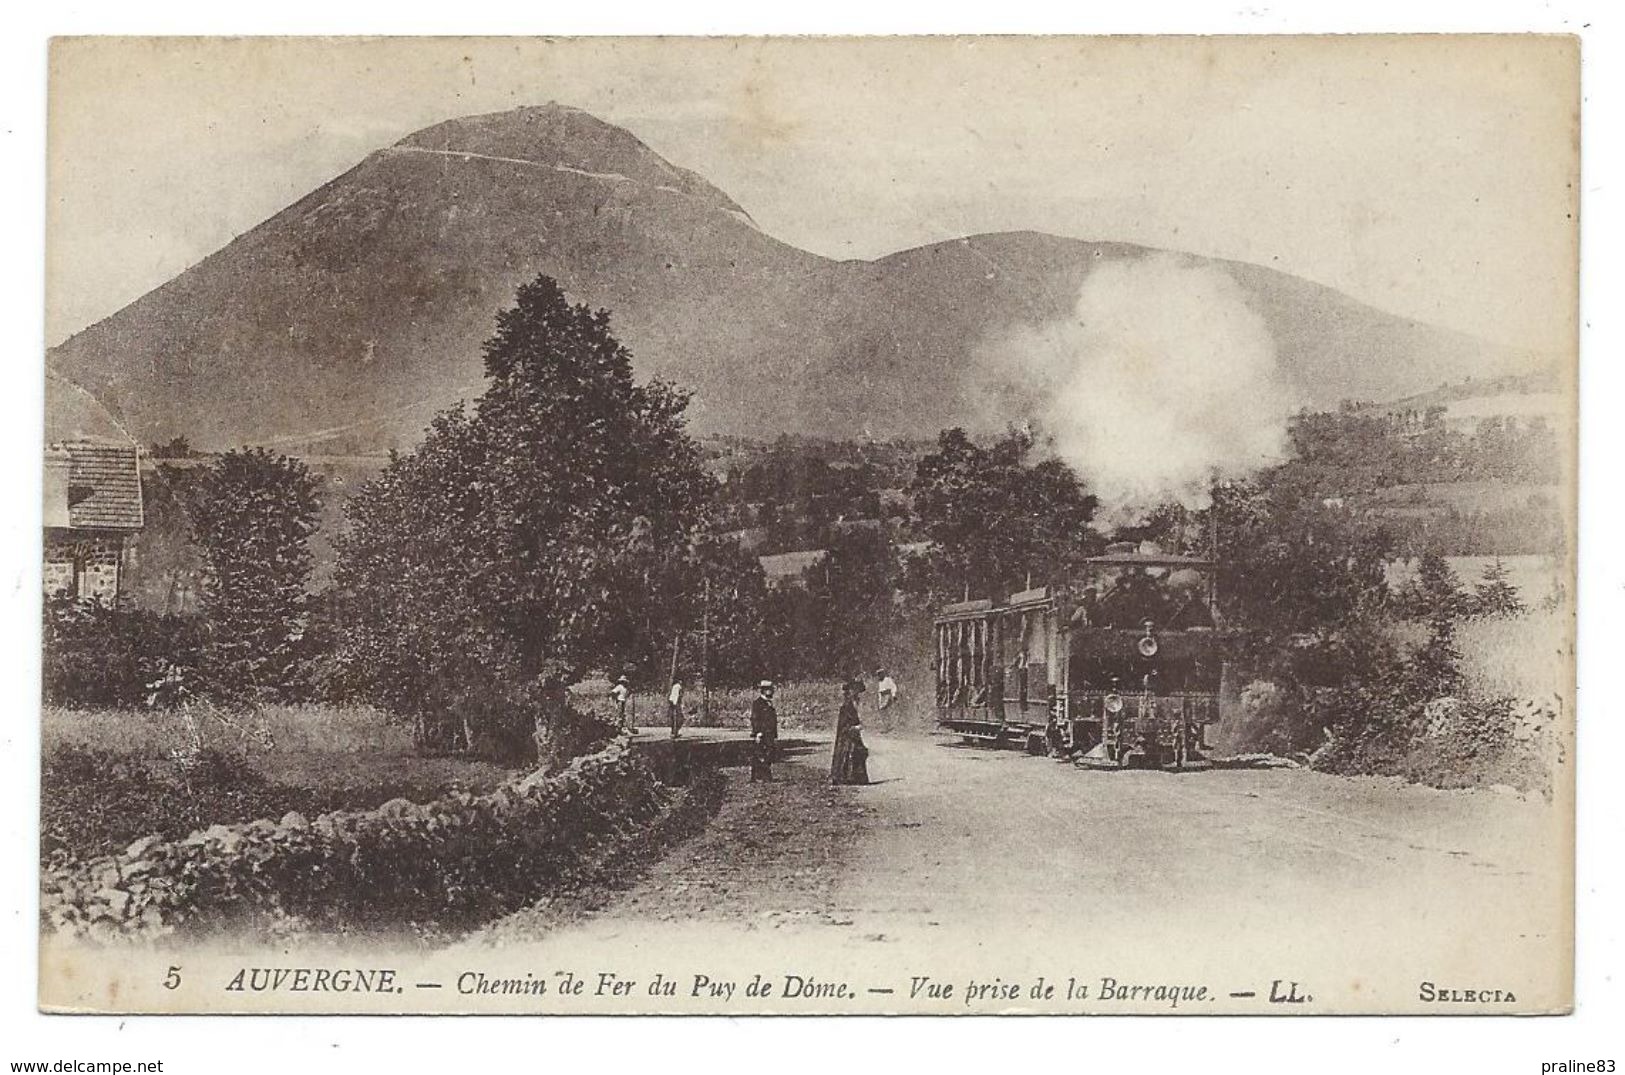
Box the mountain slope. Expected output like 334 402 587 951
46 104 1538 452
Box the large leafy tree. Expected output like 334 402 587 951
333 277 713 761
813 528 901 676
757 528 901 681
601 535 775 690
1206 476 1394 644
1202 474 1410 756
188 448 323 701
686 539 775 689
908 427 1101 600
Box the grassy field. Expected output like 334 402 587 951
43 701 517 795
41 703 519 863
44 701 410 757
1456 607 1572 705
1368 482 1561 515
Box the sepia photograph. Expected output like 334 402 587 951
33 33 1579 1018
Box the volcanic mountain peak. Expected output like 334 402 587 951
391 103 755 224
46 102 1539 454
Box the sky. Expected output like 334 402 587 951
46 35 1577 352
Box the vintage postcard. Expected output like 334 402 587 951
39 35 1577 1015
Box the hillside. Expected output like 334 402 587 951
1355 368 1570 435
47 104 1541 452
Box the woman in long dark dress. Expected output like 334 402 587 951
831 679 870 785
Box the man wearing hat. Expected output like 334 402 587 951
750 680 779 781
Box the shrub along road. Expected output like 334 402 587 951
457 732 1568 1011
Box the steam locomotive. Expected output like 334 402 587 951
932 543 1228 768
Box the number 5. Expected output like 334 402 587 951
163 966 181 990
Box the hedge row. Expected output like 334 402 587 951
41 734 668 941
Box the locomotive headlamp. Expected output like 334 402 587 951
1138 619 1160 657
1104 693 1124 714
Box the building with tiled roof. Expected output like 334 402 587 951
44 373 144 603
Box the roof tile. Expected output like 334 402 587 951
48 442 144 530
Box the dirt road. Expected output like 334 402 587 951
457 733 1569 1013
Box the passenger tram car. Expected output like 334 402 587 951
933 543 1229 768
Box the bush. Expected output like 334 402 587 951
41 734 667 940
1470 558 1527 619
1312 693 1550 795
41 745 337 866
1300 618 1553 796
1393 552 1474 621
42 598 205 709
1221 680 1321 757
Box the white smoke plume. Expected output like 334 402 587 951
978 253 1300 516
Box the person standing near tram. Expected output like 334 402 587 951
750 680 778 781
874 668 898 711
667 676 685 739
832 678 870 785
609 674 631 728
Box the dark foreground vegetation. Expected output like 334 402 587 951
41 746 336 867
42 736 723 943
